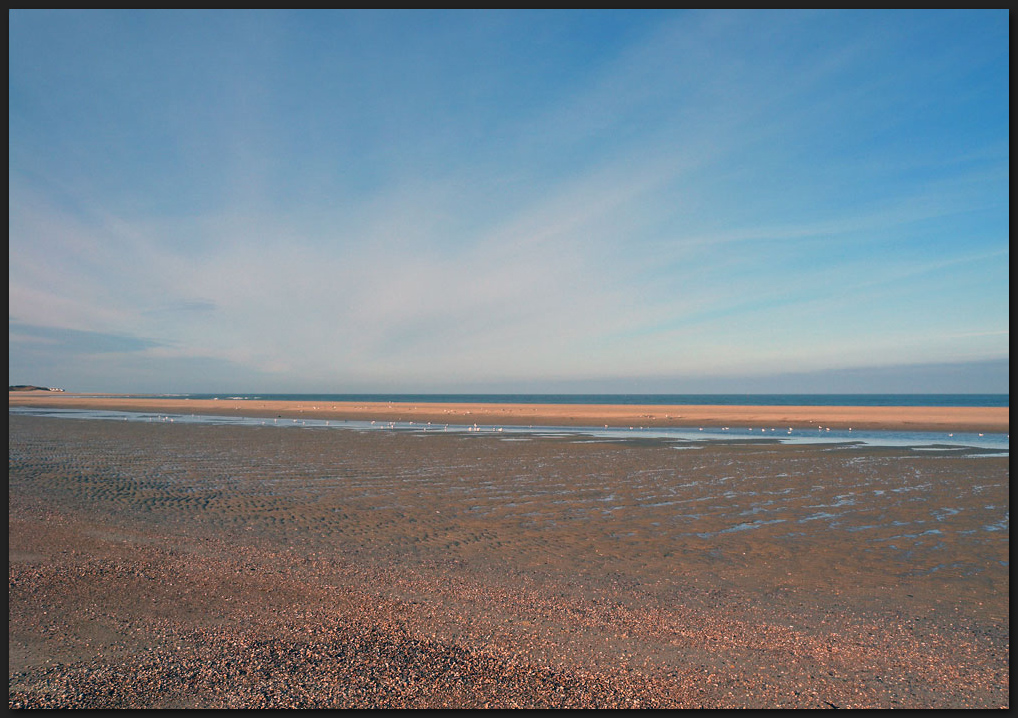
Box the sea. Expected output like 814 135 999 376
154 393 1009 408
12 393 1008 454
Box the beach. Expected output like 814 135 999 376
8 400 1010 708
6 392 1010 433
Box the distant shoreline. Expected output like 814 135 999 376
9 392 1009 434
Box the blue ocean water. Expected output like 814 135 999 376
161 393 1008 408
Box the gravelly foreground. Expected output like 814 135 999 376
8 415 1010 708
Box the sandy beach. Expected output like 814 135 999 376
7 392 1009 433
8 406 1009 708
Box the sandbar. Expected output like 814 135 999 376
7 392 1009 433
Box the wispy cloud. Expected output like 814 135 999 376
9 322 162 354
9 10 1009 392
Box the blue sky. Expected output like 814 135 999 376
9 10 1010 393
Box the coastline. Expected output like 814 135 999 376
9 392 1010 433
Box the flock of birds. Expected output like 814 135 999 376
143 412 987 440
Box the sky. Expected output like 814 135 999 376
8 10 1010 394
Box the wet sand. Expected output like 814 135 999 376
8 411 1009 708
7 392 1009 433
